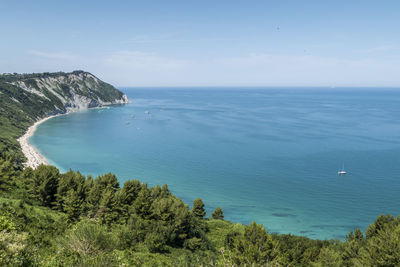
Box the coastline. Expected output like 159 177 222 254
16 104 129 169
17 115 58 169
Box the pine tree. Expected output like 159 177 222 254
121 180 141 206
56 170 85 211
86 173 120 217
226 222 279 265
30 165 60 207
98 189 119 225
191 198 206 218
132 186 154 220
211 206 224 220
63 189 84 221
0 158 16 191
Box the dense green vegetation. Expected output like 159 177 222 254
1 160 400 266
1 71 399 266
0 81 57 163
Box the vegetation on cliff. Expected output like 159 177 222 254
0 70 126 104
0 71 127 163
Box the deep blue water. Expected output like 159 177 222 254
31 87 400 239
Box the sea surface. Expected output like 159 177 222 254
31 87 400 239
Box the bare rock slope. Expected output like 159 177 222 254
2 70 128 117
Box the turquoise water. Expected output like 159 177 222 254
31 88 400 239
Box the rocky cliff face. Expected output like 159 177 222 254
1 70 128 117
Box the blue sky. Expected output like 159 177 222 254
1 0 399 86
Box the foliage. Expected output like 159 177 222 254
273 233 331 266
191 198 206 218
1 72 400 265
223 221 280 266
58 220 116 257
0 230 29 266
28 165 60 207
0 81 55 163
212 206 224 220
0 156 400 265
360 217 400 266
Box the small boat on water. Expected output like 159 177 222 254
338 163 347 175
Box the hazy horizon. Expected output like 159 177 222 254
1 0 400 87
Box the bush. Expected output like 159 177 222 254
57 220 116 257
145 232 168 253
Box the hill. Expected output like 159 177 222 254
0 71 399 266
0 71 128 163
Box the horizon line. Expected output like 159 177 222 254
116 85 400 89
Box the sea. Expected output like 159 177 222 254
30 87 400 240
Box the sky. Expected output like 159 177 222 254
1 0 399 87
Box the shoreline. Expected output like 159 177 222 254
17 115 59 169
16 104 127 169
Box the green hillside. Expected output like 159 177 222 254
0 72 399 266
0 71 127 163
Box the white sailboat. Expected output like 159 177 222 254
338 163 347 175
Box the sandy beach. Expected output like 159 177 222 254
16 104 127 169
17 115 58 169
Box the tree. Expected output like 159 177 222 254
211 207 224 220
121 180 142 206
145 232 168 253
132 186 153 220
0 157 16 191
342 228 364 265
56 170 85 212
86 173 119 217
95 173 119 192
360 219 400 266
98 190 119 225
30 165 60 207
365 214 395 239
191 198 206 218
151 197 195 247
63 189 84 222
313 247 343 267
161 184 170 196
224 222 279 266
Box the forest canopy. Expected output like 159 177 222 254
1 159 400 266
